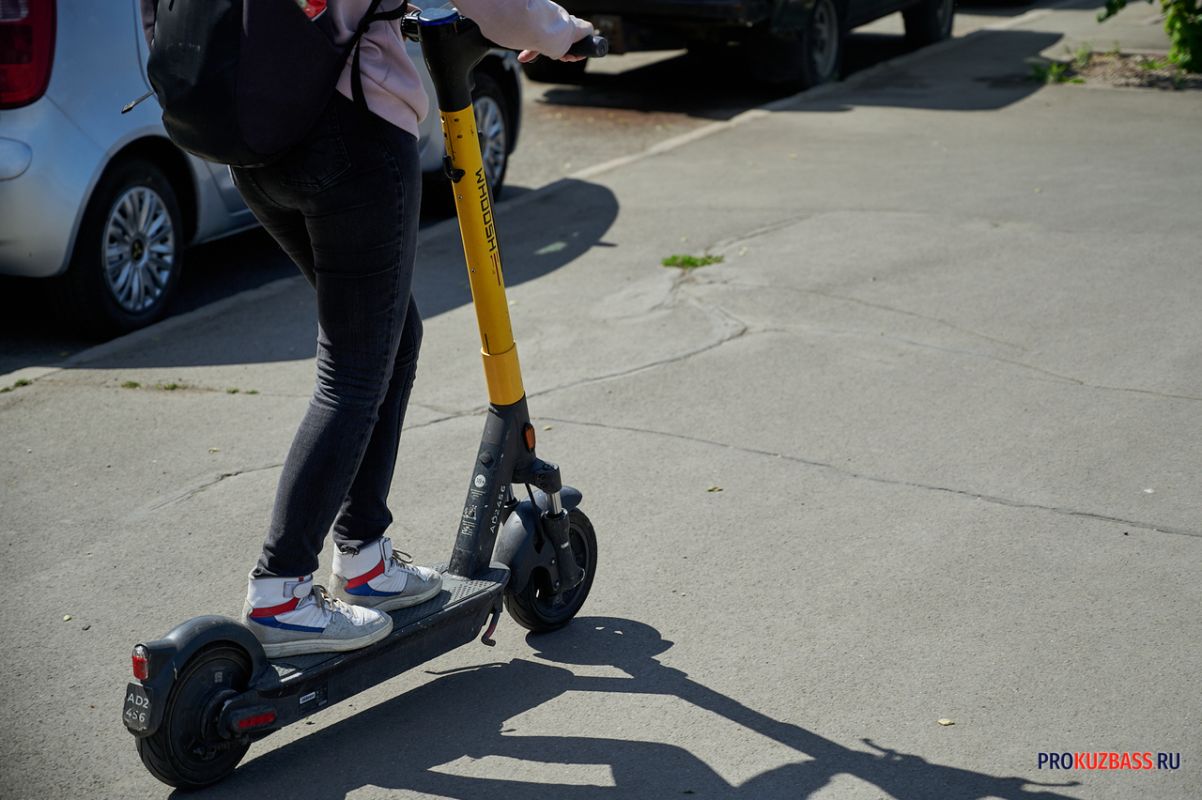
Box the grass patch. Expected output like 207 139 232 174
156 382 183 391
0 378 32 394
226 387 240 394
662 253 724 269
246 389 260 395
121 381 141 389
1029 59 1085 84
1137 55 1173 71
1072 43 1093 70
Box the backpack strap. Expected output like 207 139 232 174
349 0 410 118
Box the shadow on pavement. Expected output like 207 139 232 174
542 29 1064 118
0 179 614 375
182 617 1082 800
806 30 1063 112
42 178 619 370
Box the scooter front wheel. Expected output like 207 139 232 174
136 645 252 789
505 508 597 632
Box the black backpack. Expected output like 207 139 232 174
142 0 407 167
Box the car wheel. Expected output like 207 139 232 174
424 70 514 215
520 56 587 85
748 0 844 88
473 72 511 198
57 157 183 336
903 0 955 47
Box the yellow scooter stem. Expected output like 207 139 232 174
441 104 525 407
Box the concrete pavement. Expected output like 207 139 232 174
1 3 1199 798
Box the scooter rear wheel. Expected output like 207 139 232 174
136 645 252 789
505 508 598 632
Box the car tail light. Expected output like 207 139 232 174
0 0 55 109
131 644 150 681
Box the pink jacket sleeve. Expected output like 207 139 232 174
450 0 593 59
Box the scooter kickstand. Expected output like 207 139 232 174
480 606 502 647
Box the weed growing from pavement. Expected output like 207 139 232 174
1074 42 1094 69
0 378 32 394
1138 55 1173 70
156 382 183 391
121 381 141 389
662 254 724 268
1029 59 1085 84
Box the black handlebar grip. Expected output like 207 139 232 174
567 35 609 58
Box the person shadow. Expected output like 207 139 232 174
183 617 1083 799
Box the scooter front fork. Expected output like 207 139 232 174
540 505 585 592
529 460 585 592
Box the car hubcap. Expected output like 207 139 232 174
810 0 839 79
474 95 508 190
103 186 175 314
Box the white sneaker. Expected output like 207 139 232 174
330 537 442 612
242 574 392 658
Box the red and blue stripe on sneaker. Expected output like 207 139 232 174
342 558 399 597
248 596 324 633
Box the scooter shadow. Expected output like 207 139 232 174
180 617 1082 800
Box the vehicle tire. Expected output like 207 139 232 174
903 0 955 47
748 0 844 87
504 508 598 633
472 72 512 199
56 157 184 336
424 71 514 215
135 645 252 790
520 56 587 85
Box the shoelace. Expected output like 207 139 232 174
311 584 352 616
388 548 422 574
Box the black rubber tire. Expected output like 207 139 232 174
54 157 184 336
135 645 252 790
520 56 587 85
747 0 845 88
903 0 955 47
504 508 598 633
472 71 512 199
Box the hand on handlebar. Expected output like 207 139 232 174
519 20 602 64
518 49 585 63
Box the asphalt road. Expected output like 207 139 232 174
0 2 1044 379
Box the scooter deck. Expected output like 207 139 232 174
253 567 508 726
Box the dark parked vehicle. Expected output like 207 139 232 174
524 0 955 86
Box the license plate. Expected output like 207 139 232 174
123 682 152 732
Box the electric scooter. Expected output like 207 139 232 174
121 12 608 788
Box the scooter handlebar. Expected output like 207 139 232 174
567 34 608 58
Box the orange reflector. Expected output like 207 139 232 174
523 424 536 451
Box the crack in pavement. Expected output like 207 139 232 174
700 278 1026 352
685 284 1202 405
541 416 1201 540
528 297 749 402
140 462 284 515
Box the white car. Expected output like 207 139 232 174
0 0 521 333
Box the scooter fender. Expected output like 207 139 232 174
493 485 582 595
123 615 268 738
